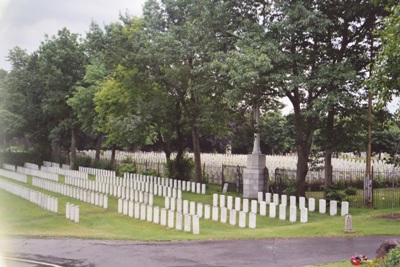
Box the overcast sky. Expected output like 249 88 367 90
0 0 147 71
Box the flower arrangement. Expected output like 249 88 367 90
351 254 369 265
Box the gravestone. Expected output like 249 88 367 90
289 205 297 222
140 204 147 221
74 206 79 223
299 197 306 210
212 206 219 221
168 210 174 228
229 209 237 225
193 215 200 235
300 208 308 223
160 208 167 226
281 195 288 206
227 196 233 209
153 206 160 224
175 209 182 228
235 197 241 211
279 204 286 220
249 212 256 229
221 207 227 223
220 195 226 208
341 201 349 216
204 204 211 219
319 199 326 214
330 200 337 216
269 203 276 218
184 214 191 232
147 205 153 222
197 203 203 218
213 194 218 206
344 214 355 233
239 211 246 228
265 193 271 204
190 201 196 215
134 202 140 219
308 198 315 212
258 192 263 203
243 199 249 213
165 197 170 210
128 201 134 217
118 199 123 214
259 201 267 216
251 200 258 214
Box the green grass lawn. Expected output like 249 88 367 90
1 177 400 242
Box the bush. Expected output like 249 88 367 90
165 155 194 181
344 187 357 196
75 155 92 168
325 184 345 202
367 245 400 267
91 159 112 170
117 163 136 176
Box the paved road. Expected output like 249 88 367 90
1 236 399 267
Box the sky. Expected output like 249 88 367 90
0 0 147 71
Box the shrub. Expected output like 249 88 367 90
117 163 136 176
75 155 92 168
165 155 194 181
91 159 112 170
344 187 357 196
367 245 400 267
325 184 345 202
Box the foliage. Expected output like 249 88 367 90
325 185 345 202
75 155 92 168
367 245 400 267
282 179 297 196
165 155 194 182
345 187 357 196
117 163 136 177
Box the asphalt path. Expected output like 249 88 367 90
1 236 399 267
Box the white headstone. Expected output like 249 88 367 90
165 196 170 210
269 203 276 218
176 212 183 231
153 206 160 224
184 214 191 232
300 208 308 223
273 194 279 205
204 204 211 219
160 208 167 226
177 198 182 213
341 201 349 216
183 200 189 214
212 206 219 221
74 205 79 223
308 198 315 212
220 207 227 223
279 204 286 220
229 209 237 225
118 198 123 214
265 193 271 204
222 183 229 193
235 197 241 211
128 201 134 217
259 201 267 216
227 196 233 209
239 211 246 228
251 200 258 214
213 194 218 206
123 199 128 215
193 215 200 234
257 192 263 203
249 212 256 228
289 205 297 222
140 204 147 220
197 203 203 218
281 195 288 206
134 202 140 219
220 195 226 208
330 200 337 216
170 197 176 212
201 184 206 194
66 202 70 219
190 201 196 215
299 197 306 210
319 199 326 214
147 205 153 222
243 199 249 213
168 210 175 228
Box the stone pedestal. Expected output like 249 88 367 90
243 154 266 198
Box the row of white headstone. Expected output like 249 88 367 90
117 199 200 234
0 168 28 183
163 196 258 228
2 163 16 172
32 177 108 209
0 178 58 213
16 166 58 182
79 166 116 178
66 202 79 223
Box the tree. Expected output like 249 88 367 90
369 3 400 103
37 28 87 168
141 0 235 182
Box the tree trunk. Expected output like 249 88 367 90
192 125 202 183
70 128 77 170
110 144 116 170
95 133 103 161
324 109 335 194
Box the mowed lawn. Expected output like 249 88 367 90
1 177 400 241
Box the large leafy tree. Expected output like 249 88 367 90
140 0 235 182
37 28 87 168
369 3 400 103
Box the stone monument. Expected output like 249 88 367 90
243 104 266 198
